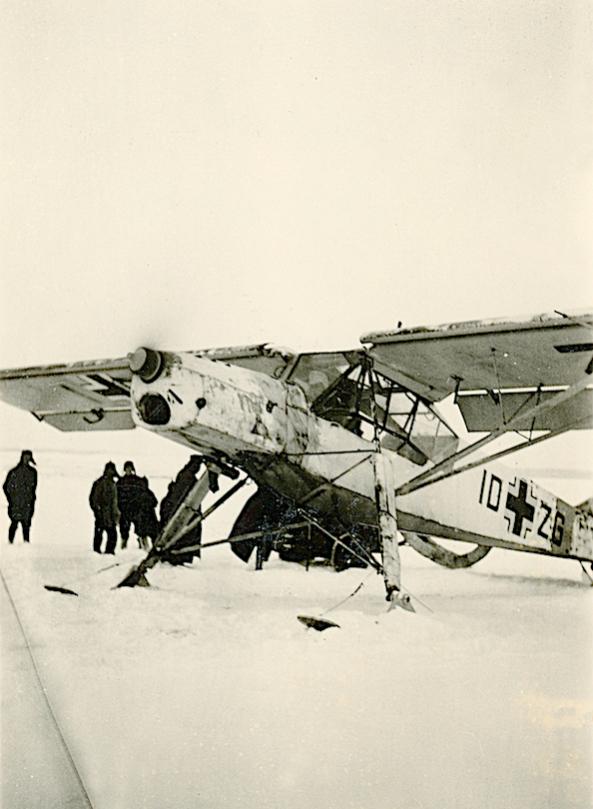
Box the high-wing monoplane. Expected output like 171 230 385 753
1 309 592 609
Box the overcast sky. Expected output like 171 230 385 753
1 1 592 489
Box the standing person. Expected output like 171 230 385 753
116 460 144 549
89 462 119 554
159 455 204 565
3 450 38 544
135 477 159 550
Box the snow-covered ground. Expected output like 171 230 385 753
1 450 592 809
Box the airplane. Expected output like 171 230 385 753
1 308 592 611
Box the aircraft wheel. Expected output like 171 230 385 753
229 490 274 563
228 489 331 564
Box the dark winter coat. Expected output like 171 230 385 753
116 473 144 518
89 474 119 528
160 473 201 539
159 458 203 562
135 484 159 540
159 457 204 526
3 462 37 522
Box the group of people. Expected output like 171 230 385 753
89 460 159 554
3 451 204 566
89 456 203 562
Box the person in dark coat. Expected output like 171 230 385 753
3 450 38 543
135 477 159 551
116 460 144 549
159 455 203 565
89 462 119 554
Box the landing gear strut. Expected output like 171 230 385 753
364 354 415 612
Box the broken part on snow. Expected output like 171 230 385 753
297 615 340 631
44 585 79 596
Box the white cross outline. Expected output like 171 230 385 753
77 373 130 404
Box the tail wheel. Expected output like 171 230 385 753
403 532 491 569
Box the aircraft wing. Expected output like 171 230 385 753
362 310 593 432
0 345 287 432
190 344 294 378
194 344 362 402
0 357 135 431
0 344 361 433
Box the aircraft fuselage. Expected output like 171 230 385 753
129 350 593 564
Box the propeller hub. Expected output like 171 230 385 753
129 347 164 382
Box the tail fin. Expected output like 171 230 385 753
576 497 593 516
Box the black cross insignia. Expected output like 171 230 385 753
505 479 535 537
86 373 130 398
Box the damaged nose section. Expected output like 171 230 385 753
137 393 171 425
129 347 165 383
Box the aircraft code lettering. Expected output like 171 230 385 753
552 511 565 547
478 470 502 511
537 502 552 539
479 470 565 547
